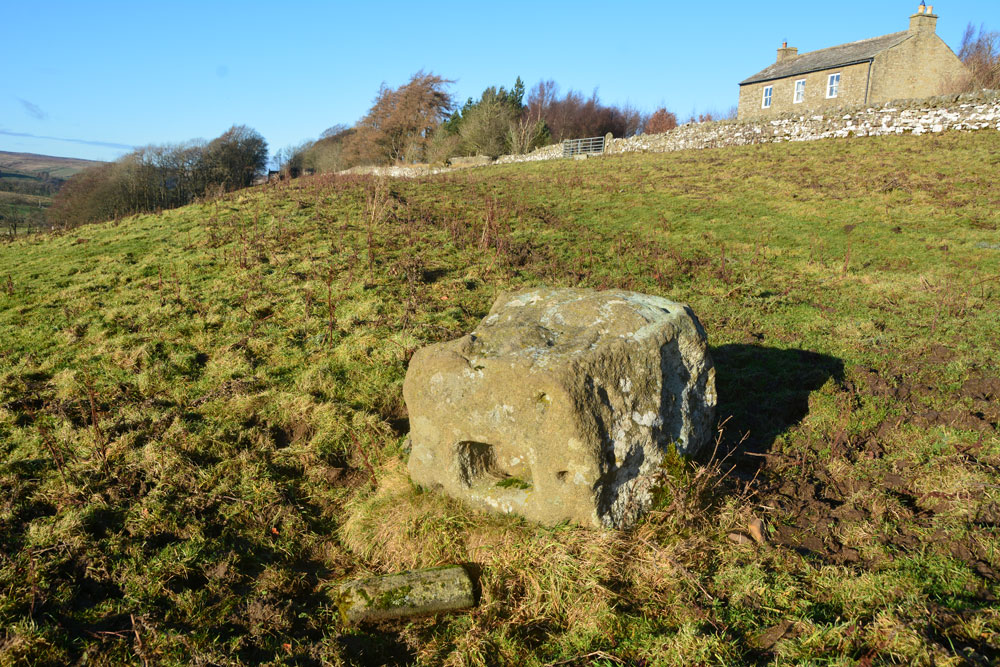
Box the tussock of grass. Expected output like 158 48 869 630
339 445 747 665
341 463 474 571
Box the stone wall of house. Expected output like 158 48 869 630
738 62 872 120
869 33 969 102
607 89 1000 157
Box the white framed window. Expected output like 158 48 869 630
762 86 773 108
794 79 806 103
827 73 841 98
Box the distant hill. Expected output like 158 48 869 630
0 150 102 180
0 152 103 232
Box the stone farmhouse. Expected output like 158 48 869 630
738 5 968 119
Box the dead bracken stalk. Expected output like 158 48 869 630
385 337 417 364
238 292 276 343
365 178 390 280
26 548 38 619
34 415 72 492
350 430 379 489
5 275 13 296
479 196 511 257
324 268 339 347
718 244 731 284
171 269 182 301
543 652 626 667
395 254 424 328
84 380 108 472
130 614 149 667
663 552 715 603
189 295 208 328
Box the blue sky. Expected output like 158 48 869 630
2 0 995 162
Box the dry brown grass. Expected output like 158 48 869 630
339 433 752 665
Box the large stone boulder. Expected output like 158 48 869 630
403 288 716 529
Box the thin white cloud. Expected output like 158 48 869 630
0 130 133 150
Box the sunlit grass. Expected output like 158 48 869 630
1 131 998 664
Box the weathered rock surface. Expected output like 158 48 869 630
336 566 475 624
404 288 716 529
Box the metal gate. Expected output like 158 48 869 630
562 136 605 157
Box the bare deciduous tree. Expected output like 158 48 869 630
644 108 679 135
525 80 643 141
958 23 1000 91
507 115 548 155
204 125 269 191
49 126 268 228
344 71 454 165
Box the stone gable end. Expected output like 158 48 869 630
870 33 969 101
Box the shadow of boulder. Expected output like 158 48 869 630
337 628 416 666
710 344 844 473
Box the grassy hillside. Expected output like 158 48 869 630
0 190 50 207
1 131 998 665
0 151 102 234
0 151 100 180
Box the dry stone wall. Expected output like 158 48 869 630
339 164 450 178
494 144 563 164
609 90 1000 155
336 90 998 178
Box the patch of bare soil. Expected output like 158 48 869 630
850 360 1000 434
762 463 999 590
756 357 1000 589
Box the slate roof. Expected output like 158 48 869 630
740 31 912 85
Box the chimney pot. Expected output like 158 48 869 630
927 5 932 12
917 5 924 13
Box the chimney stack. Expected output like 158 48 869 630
909 4 938 33
777 42 799 63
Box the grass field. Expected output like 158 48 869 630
0 190 50 207
1 131 999 665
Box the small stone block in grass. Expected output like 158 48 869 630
336 565 475 624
